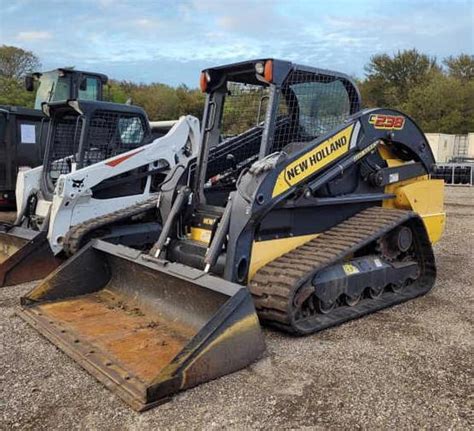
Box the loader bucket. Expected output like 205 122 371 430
0 227 62 287
18 240 265 411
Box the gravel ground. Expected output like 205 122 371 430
0 188 472 430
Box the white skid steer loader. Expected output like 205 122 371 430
0 99 200 286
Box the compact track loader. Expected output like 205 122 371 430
19 59 445 410
0 99 200 286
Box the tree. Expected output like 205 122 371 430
362 49 441 106
0 45 40 79
444 54 474 81
402 74 474 134
105 81 205 121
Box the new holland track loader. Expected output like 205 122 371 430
0 99 200 286
19 59 445 411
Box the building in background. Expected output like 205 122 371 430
426 133 474 163
428 133 474 186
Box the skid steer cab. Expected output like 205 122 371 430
25 68 108 110
0 99 200 286
20 59 445 410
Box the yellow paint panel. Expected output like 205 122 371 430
421 213 446 244
272 124 355 197
249 234 319 280
189 227 212 245
377 144 405 167
384 177 446 244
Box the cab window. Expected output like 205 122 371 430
78 77 100 101
118 116 145 145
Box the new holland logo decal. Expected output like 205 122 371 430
272 124 355 197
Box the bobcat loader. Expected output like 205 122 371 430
19 59 445 411
0 99 200 286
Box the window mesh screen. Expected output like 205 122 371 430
206 82 269 181
205 72 356 183
45 109 147 191
46 113 81 185
82 110 146 167
272 70 355 152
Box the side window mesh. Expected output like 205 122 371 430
205 72 356 182
271 71 355 152
206 82 269 180
45 109 147 192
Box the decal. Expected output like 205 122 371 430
72 178 84 188
343 263 359 275
105 148 144 167
369 114 405 130
389 172 399 183
353 141 379 162
373 258 383 268
272 124 355 197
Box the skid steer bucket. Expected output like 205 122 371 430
18 240 265 411
0 228 61 287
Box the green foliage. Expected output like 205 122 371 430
444 54 474 81
402 75 474 134
360 51 473 133
0 76 35 107
362 48 441 106
0 45 40 108
105 81 205 121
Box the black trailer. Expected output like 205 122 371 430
0 106 46 207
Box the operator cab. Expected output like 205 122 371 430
25 68 108 110
40 100 151 200
195 59 361 207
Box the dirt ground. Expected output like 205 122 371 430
0 188 472 430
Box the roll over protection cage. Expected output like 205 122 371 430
40 99 152 199
194 59 362 205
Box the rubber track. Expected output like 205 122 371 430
63 195 159 256
249 206 436 334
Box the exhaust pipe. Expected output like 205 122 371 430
18 240 265 411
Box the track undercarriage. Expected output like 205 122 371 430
250 206 436 334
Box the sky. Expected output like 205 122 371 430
1 0 473 87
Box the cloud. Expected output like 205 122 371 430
16 31 52 41
1 0 471 86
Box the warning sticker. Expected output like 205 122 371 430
373 258 383 267
343 263 360 275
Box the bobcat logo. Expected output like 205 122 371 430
72 178 85 188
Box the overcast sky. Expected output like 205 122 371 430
1 0 473 86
